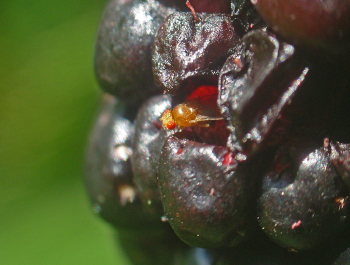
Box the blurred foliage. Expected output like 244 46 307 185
0 0 130 264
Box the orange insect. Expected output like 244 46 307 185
160 100 224 130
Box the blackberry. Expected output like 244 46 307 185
86 0 350 264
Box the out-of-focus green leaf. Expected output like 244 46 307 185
0 1 131 264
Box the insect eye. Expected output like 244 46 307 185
160 109 176 129
166 121 176 130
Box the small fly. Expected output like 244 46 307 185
160 99 223 130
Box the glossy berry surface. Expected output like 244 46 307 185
258 142 350 250
230 0 266 35
94 0 176 103
252 0 350 52
218 30 308 156
131 94 173 215
84 94 161 229
331 142 350 191
88 0 350 264
158 131 257 248
152 11 243 94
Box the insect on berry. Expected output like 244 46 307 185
159 109 176 129
160 102 224 130
166 120 176 130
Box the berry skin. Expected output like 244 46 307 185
330 142 350 192
189 0 230 13
152 11 243 95
84 94 162 229
94 0 177 104
90 0 350 264
218 30 308 156
258 143 350 251
252 0 350 53
131 94 174 216
158 0 231 13
230 0 266 35
157 131 271 248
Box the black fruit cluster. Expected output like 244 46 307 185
85 0 350 264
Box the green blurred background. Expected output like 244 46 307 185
0 1 131 264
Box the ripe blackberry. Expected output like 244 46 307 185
87 0 350 264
